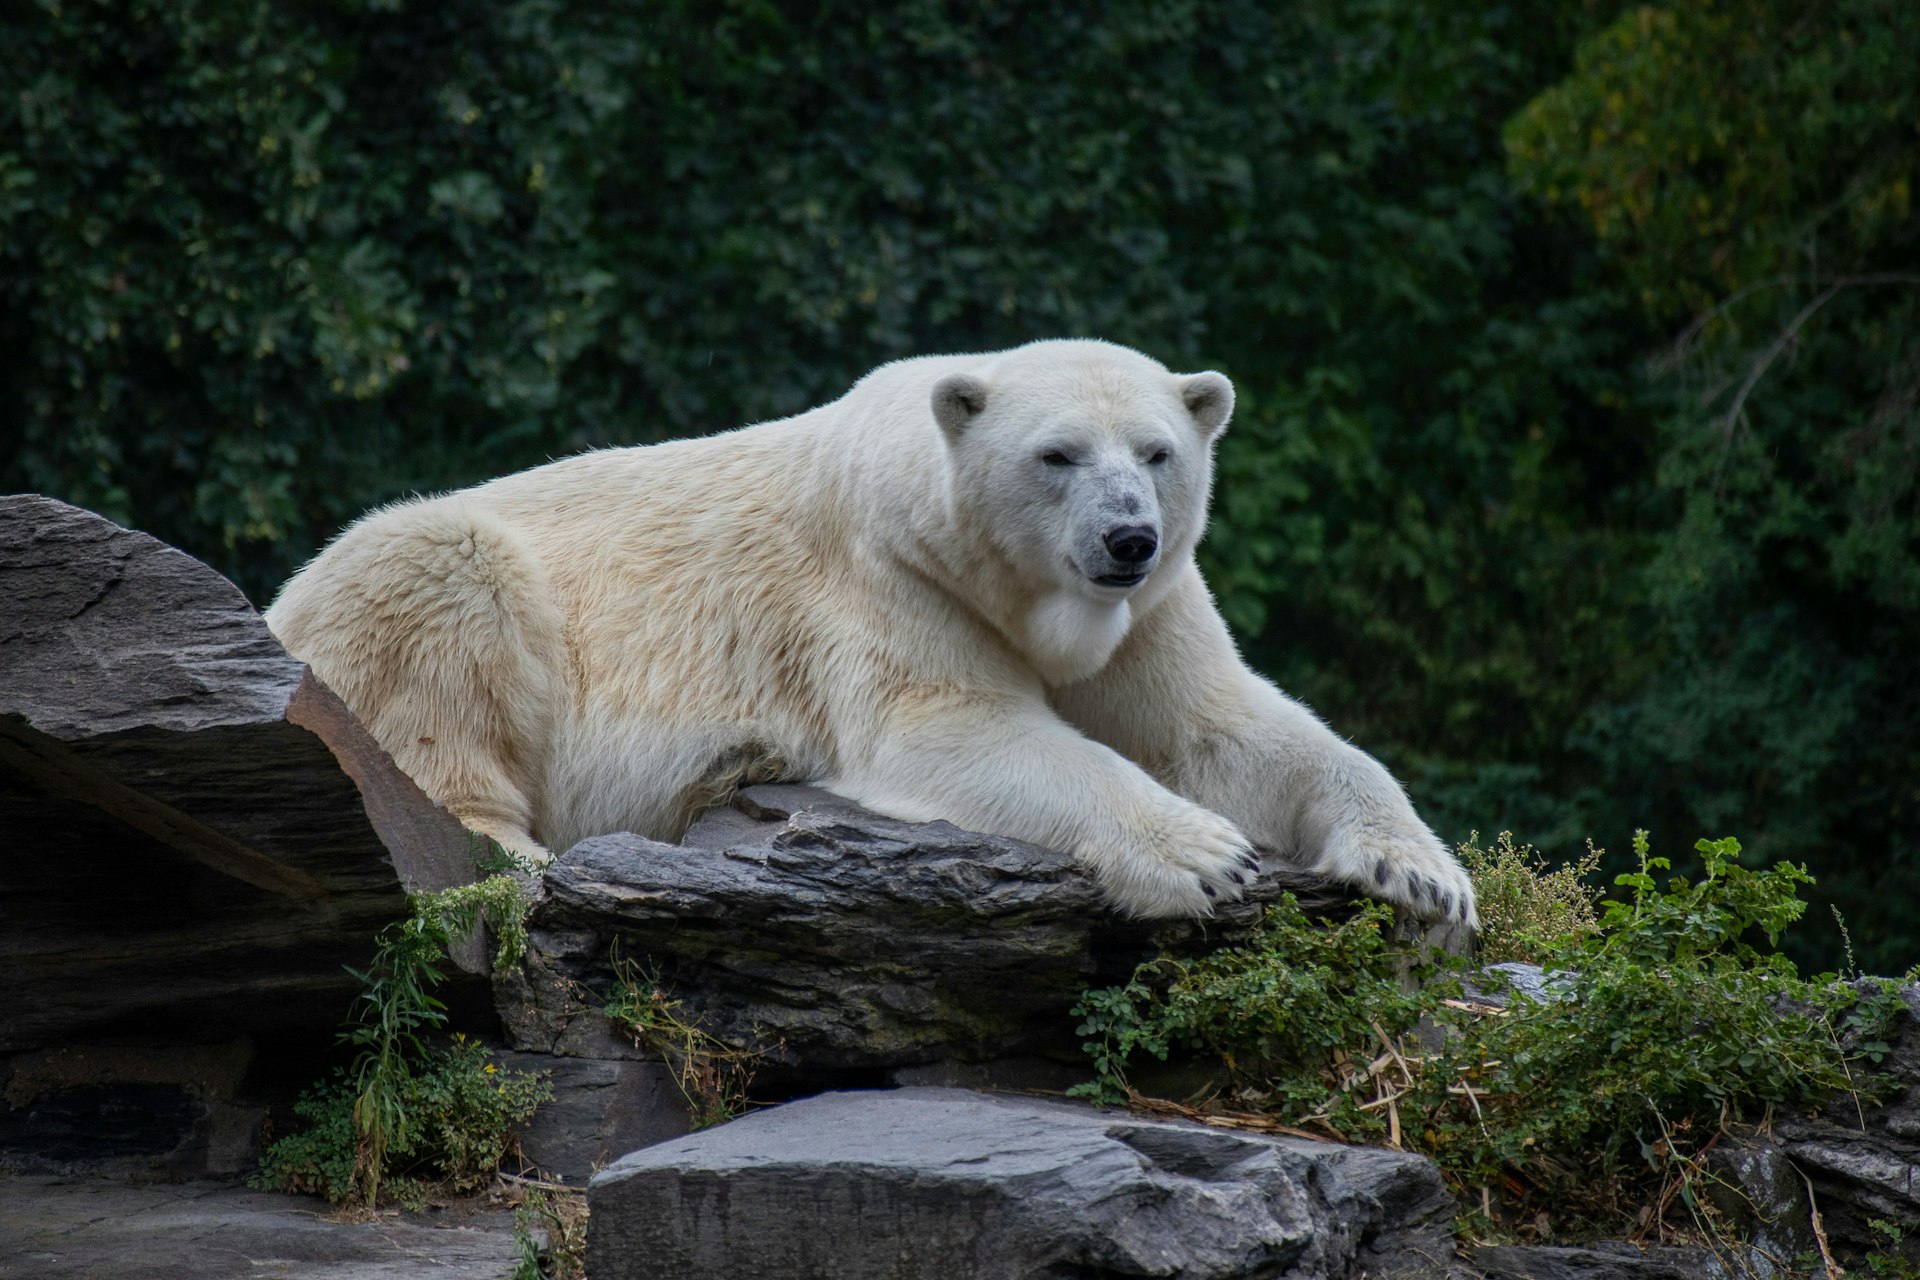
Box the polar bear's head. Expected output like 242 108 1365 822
928 340 1233 681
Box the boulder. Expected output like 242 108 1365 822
0 495 483 1171
587 1086 1461 1280
498 783 1374 1076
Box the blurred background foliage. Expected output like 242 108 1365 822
3 0 1914 969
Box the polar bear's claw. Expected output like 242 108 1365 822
1319 824 1479 929
1091 802 1259 919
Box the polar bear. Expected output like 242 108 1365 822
266 339 1475 924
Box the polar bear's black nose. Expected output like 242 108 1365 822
1105 525 1159 564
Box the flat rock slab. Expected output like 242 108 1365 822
587 1086 1457 1280
0 1175 518 1279
504 784 1371 1072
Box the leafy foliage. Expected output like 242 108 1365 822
1504 0 1920 971
1507 0 1918 318
1074 896 1422 1109
1072 835 1911 1233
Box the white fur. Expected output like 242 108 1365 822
266 339 1476 925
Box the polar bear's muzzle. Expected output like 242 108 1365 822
1090 523 1159 588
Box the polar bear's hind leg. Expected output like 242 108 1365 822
267 499 564 868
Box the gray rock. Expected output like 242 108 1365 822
495 1050 694 1182
587 1086 1459 1280
1462 962 1574 1007
501 783 1381 1073
1772 981 1920 1263
888 1055 1091 1094
0 1174 520 1279
0 1038 265 1177
0 495 485 1170
1699 1127 1814 1279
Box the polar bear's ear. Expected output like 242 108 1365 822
931 374 989 438
1179 371 1235 439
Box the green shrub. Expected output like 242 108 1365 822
256 1035 549 1209
1072 833 1910 1235
1429 836 1897 1192
1073 895 1424 1111
1458 831 1602 964
255 871 545 1208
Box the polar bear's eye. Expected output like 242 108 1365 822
1147 449 1170 465
1041 451 1075 467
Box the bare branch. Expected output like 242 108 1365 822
1654 275 1798 374
1716 283 1844 439
1703 273 1920 441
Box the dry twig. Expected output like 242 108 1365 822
497 1170 583 1196
1796 1165 1845 1280
1124 1089 1343 1144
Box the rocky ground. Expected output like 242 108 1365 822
0 1176 520 1280
5 495 1916 1280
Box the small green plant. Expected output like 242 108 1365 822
604 948 760 1128
512 1184 589 1280
255 871 544 1208
1072 895 1426 1110
1424 836 1897 1186
1865 1218 1920 1278
258 1033 550 1208
1071 832 1909 1243
1457 831 1602 964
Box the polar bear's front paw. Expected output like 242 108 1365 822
1322 822 1477 928
1093 802 1261 919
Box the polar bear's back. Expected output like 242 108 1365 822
265 340 1126 851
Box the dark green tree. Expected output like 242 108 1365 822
1508 0 1920 967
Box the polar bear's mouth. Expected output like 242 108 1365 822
1093 570 1148 589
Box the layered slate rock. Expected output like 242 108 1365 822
1773 980 1920 1264
1 496 483 1170
1698 1126 1818 1275
587 1086 1459 1280
498 784 1373 1073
